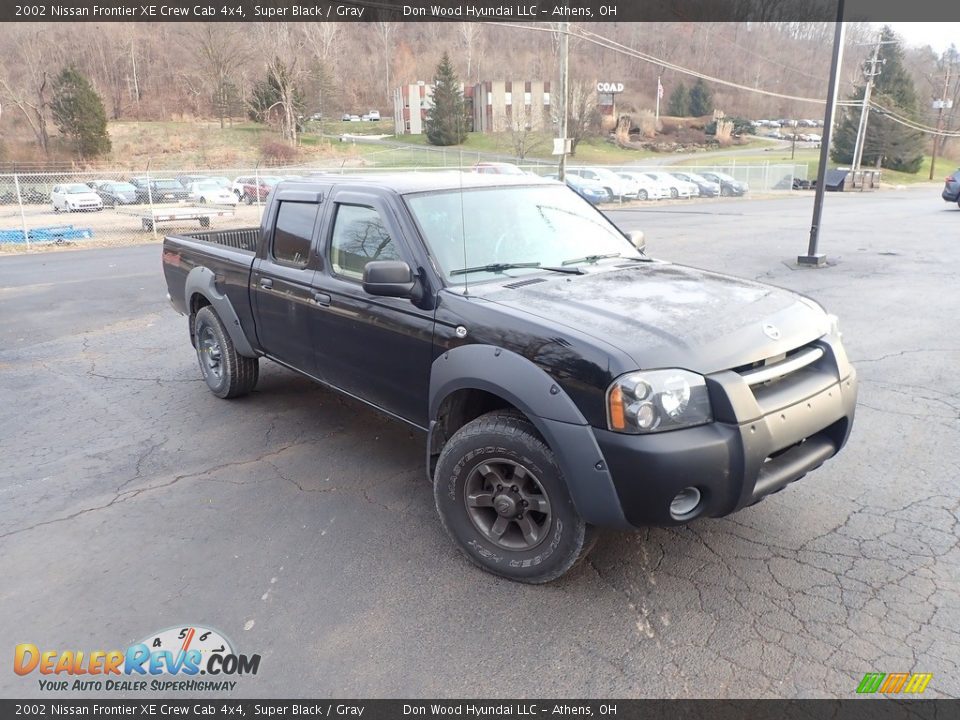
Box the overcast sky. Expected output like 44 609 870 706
886 23 958 53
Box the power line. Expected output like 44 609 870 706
481 21 835 105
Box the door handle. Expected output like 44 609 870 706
259 278 273 289
313 292 332 307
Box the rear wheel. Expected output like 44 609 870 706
193 306 259 399
244 193 253 205
670 187 679 198
434 411 595 583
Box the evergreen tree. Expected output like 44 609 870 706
425 52 467 146
51 66 111 158
831 26 924 173
688 79 713 117
667 82 689 117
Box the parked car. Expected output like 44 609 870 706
566 167 631 200
188 180 239 205
643 171 697 199
700 171 750 197
51 183 103 213
669 171 720 198
233 175 283 204
162 173 857 584
341 113 352 121
548 173 609 205
941 169 960 204
129 177 191 204
474 162 526 176
89 180 138 206
368 110 381 121
617 172 669 201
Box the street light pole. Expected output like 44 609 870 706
798 0 845 267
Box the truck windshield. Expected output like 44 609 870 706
406 184 638 282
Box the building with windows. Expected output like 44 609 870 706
472 81 552 133
393 79 551 135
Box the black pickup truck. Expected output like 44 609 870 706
162 173 857 583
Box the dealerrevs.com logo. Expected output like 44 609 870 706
14 625 261 692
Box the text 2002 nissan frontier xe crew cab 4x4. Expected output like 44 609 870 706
162 173 857 583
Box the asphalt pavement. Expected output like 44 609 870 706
1 187 958 698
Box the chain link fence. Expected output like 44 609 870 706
0 158 809 253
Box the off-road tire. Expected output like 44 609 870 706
193 306 258 399
434 410 595 584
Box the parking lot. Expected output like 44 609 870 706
1 187 958 698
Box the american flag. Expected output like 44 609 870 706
657 78 664 99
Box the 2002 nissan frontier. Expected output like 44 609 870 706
162 173 857 583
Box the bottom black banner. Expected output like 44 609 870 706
2 699 958 720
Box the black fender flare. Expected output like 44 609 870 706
428 344 629 529
184 266 257 358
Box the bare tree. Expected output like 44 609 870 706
459 23 483 83
255 23 309 145
376 22 395 104
0 27 60 154
193 25 248 128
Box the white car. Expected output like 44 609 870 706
643 171 697 199
188 181 238 205
618 172 670 200
51 183 103 213
368 110 381 121
567 167 633 200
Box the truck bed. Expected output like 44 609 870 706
162 227 261 322
171 227 260 252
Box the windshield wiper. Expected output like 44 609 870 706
450 262 586 276
450 262 541 276
561 252 621 266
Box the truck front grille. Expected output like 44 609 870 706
737 345 824 387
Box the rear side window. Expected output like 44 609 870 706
273 201 319 268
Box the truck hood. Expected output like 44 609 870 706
478 262 828 375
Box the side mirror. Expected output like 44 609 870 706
363 260 420 300
627 230 646 252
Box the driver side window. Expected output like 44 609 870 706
329 204 400 280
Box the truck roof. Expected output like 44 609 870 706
283 171 556 195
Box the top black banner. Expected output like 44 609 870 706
5 0 960 23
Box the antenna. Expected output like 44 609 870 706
458 111 468 297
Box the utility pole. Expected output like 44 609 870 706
558 21 570 180
852 34 886 173
929 63 953 180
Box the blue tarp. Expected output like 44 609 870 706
0 225 94 244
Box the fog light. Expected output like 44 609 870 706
670 486 701 518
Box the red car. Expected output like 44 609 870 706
232 176 282 204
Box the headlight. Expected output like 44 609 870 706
607 369 713 434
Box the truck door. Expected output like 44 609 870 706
309 190 435 427
250 189 326 377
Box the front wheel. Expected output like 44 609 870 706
670 187 679 198
721 186 732 197
637 189 648 201
193 306 259 399
243 193 253 205
433 411 595 583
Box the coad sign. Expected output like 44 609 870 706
596 82 625 93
